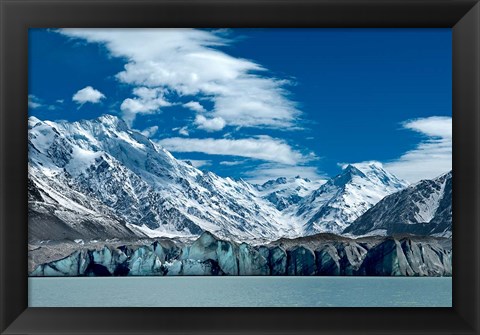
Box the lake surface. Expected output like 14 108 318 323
29 277 452 307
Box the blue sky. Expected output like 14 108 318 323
28 28 452 183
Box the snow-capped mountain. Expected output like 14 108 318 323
255 176 325 211
28 115 450 242
291 162 409 235
343 171 452 237
28 115 298 242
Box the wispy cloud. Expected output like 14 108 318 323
384 116 452 182
157 136 306 165
194 115 226 132
29 94 60 111
72 86 105 106
58 29 301 129
245 163 327 185
182 159 211 168
183 101 206 113
219 160 247 166
28 95 43 109
120 87 170 126
172 126 189 136
140 125 159 138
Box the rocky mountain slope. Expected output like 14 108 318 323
290 162 408 235
28 115 450 243
28 115 294 242
344 171 452 237
255 176 325 211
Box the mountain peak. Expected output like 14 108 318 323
343 162 409 189
94 114 128 130
353 161 384 170
330 165 366 187
299 162 408 235
434 170 452 183
342 164 365 175
28 116 43 128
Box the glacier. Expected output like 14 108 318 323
30 231 452 277
27 115 453 277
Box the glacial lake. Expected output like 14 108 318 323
29 277 452 307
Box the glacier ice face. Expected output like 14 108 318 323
315 246 341 276
268 246 287 275
164 260 182 276
31 250 91 276
29 232 452 277
128 247 163 276
216 240 238 275
182 259 221 276
187 231 219 261
238 243 269 275
287 246 316 275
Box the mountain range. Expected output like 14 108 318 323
344 171 452 237
28 115 452 243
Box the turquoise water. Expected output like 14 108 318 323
28 277 452 307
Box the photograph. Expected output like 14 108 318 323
27 28 452 307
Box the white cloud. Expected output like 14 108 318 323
72 86 105 105
337 160 385 171
120 87 171 126
194 115 226 132
182 159 211 168
184 101 206 113
245 163 327 185
172 126 189 136
28 95 42 109
140 125 159 138
384 116 452 183
219 160 246 166
157 136 305 165
58 29 301 128
178 127 189 136
402 116 452 139
28 94 59 111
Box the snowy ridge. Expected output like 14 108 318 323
290 163 408 235
255 176 326 211
29 115 296 241
344 171 452 237
28 115 450 242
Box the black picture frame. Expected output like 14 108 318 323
1 0 479 334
